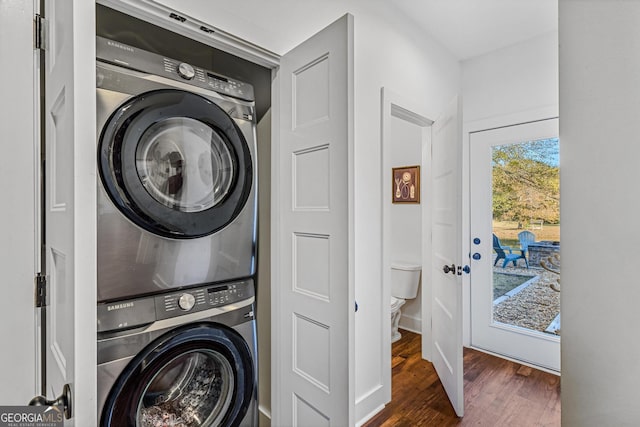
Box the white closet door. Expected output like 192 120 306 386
273 14 355 427
0 0 37 405
42 0 96 424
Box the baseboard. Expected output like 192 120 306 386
258 404 271 427
355 384 386 427
356 403 385 427
399 313 421 334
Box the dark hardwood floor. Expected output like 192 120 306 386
363 330 560 427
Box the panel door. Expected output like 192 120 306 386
43 0 96 424
431 96 464 416
0 0 37 404
272 14 355 427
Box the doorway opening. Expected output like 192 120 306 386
380 88 434 416
470 118 560 372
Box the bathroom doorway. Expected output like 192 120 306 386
381 89 465 415
381 88 433 406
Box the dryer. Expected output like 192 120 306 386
96 37 258 302
97 278 257 426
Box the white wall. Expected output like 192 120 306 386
461 31 559 345
155 1 460 424
560 1 640 424
463 31 559 124
389 116 423 333
389 119 423 264
350 7 459 423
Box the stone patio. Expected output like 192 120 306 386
492 262 561 335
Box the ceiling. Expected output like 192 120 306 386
157 0 558 61
392 0 558 61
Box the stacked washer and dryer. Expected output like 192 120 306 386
95 37 259 426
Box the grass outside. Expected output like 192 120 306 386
493 272 536 300
493 220 560 248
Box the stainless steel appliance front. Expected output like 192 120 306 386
97 279 258 426
96 37 257 302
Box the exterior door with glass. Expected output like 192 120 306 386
470 118 560 372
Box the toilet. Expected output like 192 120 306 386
390 262 422 343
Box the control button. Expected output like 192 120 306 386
177 62 195 80
178 293 196 311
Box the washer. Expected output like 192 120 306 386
97 278 257 426
96 37 258 302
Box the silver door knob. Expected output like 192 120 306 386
29 383 72 419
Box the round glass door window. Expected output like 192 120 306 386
101 323 255 427
138 350 234 426
99 89 253 239
136 117 234 213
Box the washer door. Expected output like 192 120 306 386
99 89 253 239
101 323 254 427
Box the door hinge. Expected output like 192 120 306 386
34 14 48 51
35 273 47 308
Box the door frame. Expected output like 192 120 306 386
381 88 434 403
469 117 560 371
462 105 559 347
97 2 356 424
94 2 278 423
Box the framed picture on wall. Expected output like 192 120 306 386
392 165 420 204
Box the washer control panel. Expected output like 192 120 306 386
96 36 255 102
178 293 196 310
97 279 254 332
155 280 252 320
177 62 196 80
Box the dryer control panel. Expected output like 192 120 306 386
97 279 255 333
96 36 255 102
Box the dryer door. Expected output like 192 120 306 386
99 89 253 239
100 323 255 427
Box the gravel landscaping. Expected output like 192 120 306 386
492 264 561 335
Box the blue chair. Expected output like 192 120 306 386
493 233 528 268
518 230 536 268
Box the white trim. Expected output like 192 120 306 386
465 104 559 134
420 123 433 363
399 314 421 334
347 14 357 427
97 0 280 68
468 346 561 376
71 2 98 423
355 384 384 406
269 65 283 427
258 404 271 422
355 383 385 426
355 403 386 427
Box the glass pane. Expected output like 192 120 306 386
136 117 234 212
491 137 561 336
137 350 234 427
